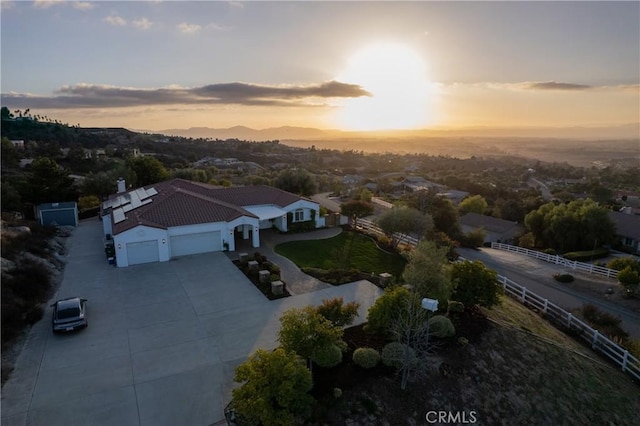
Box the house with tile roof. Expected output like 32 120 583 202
101 178 322 267
459 212 524 244
608 211 640 255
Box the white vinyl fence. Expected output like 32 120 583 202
371 197 393 209
358 219 419 247
497 274 639 381
491 243 619 279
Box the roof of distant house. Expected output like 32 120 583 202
608 211 640 240
103 178 307 235
459 212 523 235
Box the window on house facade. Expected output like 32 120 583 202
294 209 304 222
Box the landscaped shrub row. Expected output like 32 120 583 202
562 248 610 262
301 267 362 285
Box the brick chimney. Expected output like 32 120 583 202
117 177 126 193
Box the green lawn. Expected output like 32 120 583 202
275 231 406 277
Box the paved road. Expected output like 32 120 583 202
459 247 640 339
311 192 342 213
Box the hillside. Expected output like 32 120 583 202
310 297 640 425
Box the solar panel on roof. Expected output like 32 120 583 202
146 187 158 197
113 208 126 224
135 188 147 199
122 204 133 213
130 191 141 208
141 199 152 206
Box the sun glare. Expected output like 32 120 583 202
335 43 434 131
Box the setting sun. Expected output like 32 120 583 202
335 43 434 131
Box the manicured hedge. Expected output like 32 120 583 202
563 248 610 262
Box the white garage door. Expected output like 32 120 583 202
170 231 221 257
126 240 159 265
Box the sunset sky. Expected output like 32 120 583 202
1 0 639 132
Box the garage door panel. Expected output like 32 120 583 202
170 231 221 257
127 240 159 265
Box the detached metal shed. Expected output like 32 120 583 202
37 202 79 227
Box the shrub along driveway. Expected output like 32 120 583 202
1 219 382 426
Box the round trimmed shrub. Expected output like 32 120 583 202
428 315 456 338
311 344 343 368
447 300 465 314
553 273 574 283
352 347 381 369
381 342 415 369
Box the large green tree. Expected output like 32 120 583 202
407 190 460 237
402 240 452 305
524 199 615 252
459 194 488 215
1 137 20 168
341 199 374 228
365 286 415 336
232 348 314 425
126 156 169 187
451 260 502 309
278 305 344 368
274 168 317 196
21 157 77 205
376 206 433 249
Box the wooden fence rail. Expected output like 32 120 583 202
491 242 619 279
496 274 639 381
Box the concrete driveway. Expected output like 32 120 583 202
1 219 382 426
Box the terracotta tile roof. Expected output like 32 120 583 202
107 179 306 235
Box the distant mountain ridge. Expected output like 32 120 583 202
149 123 640 141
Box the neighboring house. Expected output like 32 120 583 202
459 212 524 244
342 175 362 186
37 202 79 227
10 140 24 149
608 211 640 254
402 176 446 193
101 178 323 267
438 190 469 205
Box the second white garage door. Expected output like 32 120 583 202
170 231 222 257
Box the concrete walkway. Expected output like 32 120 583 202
230 227 344 295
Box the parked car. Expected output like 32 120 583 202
51 297 87 333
